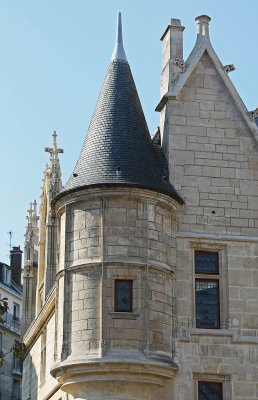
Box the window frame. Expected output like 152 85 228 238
195 251 221 329
193 372 231 400
114 279 133 313
191 242 228 331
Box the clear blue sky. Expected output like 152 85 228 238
0 0 257 262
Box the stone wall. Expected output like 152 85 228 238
54 190 178 361
161 43 258 399
22 313 64 400
164 51 258 236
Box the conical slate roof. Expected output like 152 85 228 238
63 14 182 204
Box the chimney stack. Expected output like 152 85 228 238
195 15 211 40
160 18 185 97
10 246 23 287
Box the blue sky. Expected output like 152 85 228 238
0 0 257 262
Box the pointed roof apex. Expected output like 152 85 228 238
111 12 128 62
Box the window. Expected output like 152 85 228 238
13 303 20 321
195 251 220 329
12 379 21 400
13 355 22 373
40 329 47 383
3 266 11 284
114 280 133 312
198 381 222 400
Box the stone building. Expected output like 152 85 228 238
0 246 23 400
22 13 258 400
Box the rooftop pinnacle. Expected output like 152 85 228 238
111 12 127 62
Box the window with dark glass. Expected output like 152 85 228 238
195 252 218 274
13 355 22 373
115 280 133 312
198 381 223 400
12 379 21 400
195 252 220 329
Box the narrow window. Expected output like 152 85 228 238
195 252 220 329
13 355 21 373
40 329 47 383
12 379 21 400
115 280 133 312
13 303 20 321
198 381 223 400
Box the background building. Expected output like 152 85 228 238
22 13 258 400
0 246 23 400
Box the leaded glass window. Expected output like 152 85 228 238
196 280 220 328
115 280 133 312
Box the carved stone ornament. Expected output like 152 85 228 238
223 64 235 73
247 108 258 121
173 58 188 71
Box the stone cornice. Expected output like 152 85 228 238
23 284 56 350
53 187 180 216
177 231 258 243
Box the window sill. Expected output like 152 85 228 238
109 312 139 320
190 328 233 337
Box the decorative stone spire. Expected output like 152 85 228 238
44 131 63 195
26 201 38 230
24 200 39 262
111 12 127 62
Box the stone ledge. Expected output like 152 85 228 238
109 312 140 320
189 328 234 337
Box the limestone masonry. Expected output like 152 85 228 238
22 13 258 400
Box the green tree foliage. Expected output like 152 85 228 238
0 298 26 367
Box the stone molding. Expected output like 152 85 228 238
177 231 258 243
53 187 180 216
51 358 178 400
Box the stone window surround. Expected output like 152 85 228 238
109 273 140 319
193 372 231 400
190 241 229 331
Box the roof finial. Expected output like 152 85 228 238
111 12 128 62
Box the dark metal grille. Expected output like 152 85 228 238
198 382 223 400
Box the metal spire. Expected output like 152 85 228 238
111 12 127 62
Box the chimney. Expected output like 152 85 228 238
195 15 211 41
160 18 185 97
10 246 23 287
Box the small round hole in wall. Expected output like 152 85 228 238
212 210 215 214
